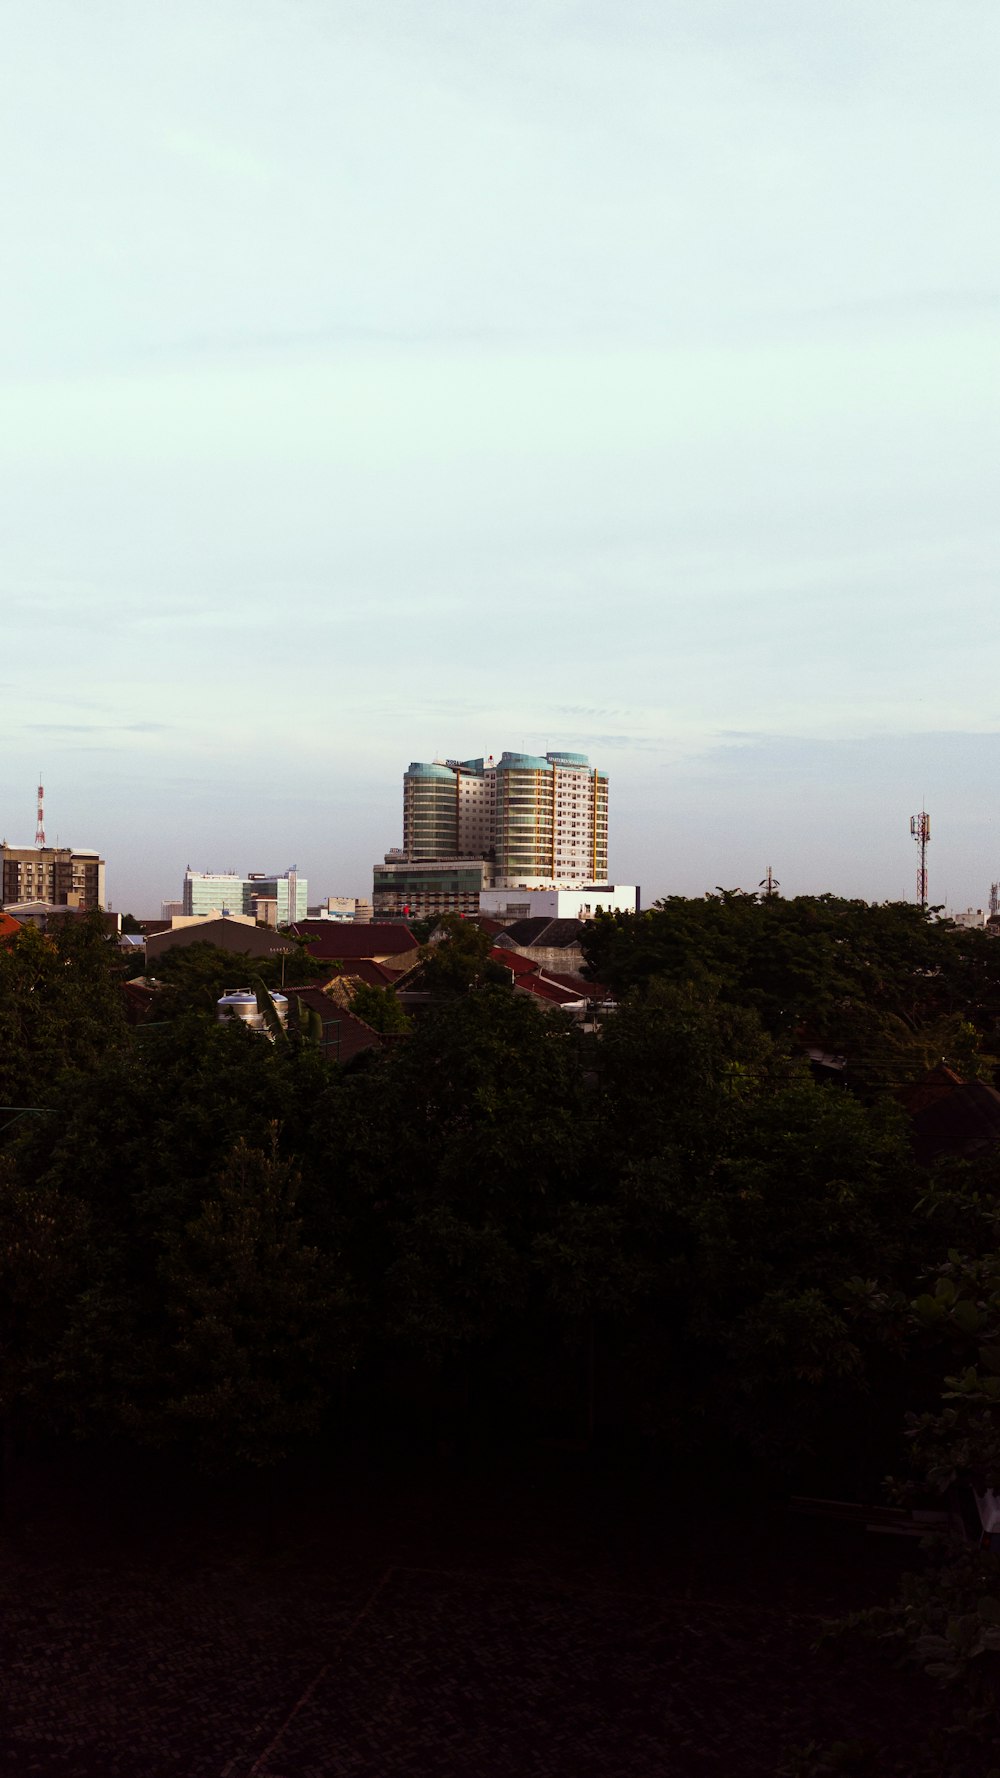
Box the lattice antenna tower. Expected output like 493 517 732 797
991 882 999 920
35 775 45 847
910 809 930 910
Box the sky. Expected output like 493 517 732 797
2 0 998 913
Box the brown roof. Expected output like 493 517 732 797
898 1065 1000 1162
146 918 296 962
910 1081 1000 1162
0 911 22 943
896 1063 966 1116
340 958 403 986
290 921 419 961
288 985 383 1064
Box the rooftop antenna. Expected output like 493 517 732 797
910 808 931 910
35 775 45 847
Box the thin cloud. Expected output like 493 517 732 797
25 721 171 735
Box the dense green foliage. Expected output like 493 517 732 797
0 895 988 1473
417 913 510 994
150 937 333 1017
583 894 1000 1091
347 979 411 1033
8 896 1000 1756
9 896 1000 1756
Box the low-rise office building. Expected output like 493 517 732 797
372 856 492 919
307 896 374 923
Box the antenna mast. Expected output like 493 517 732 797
991 882 999 920
910 809 930 910
35 775 45 847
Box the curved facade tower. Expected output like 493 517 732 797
493 751 608 886
402 761 463 861
377 750 610 917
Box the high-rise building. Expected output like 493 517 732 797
182 868 308 924
375 750 610 916
493 751 608 886
402 759 493 861
1 844 106 911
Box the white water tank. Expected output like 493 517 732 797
216 989 288 1036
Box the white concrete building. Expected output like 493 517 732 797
951 907 989 930
480 884 637 921
307 896 374 923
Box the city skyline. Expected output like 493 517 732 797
3 2 998 912
0 758 991 921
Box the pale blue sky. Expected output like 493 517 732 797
2 0 998 911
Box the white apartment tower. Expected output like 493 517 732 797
397 751 608 887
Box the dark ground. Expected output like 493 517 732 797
0 1448 964 1777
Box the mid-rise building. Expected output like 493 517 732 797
182 871 245 918
1 844 106 911
182 868 308 924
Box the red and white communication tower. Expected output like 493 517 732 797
910 809 930 909
35 776 46 847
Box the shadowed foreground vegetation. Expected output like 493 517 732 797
6 898 1000 1771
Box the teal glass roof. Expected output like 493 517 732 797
405 762 457 781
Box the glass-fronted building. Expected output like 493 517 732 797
373 857 491 919
182 869 308 923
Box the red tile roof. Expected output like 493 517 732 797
488 947 539 977
515 975 586 1006
340 958 404 986
543 970 607 997
0 911 21 943
291 921 419 960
